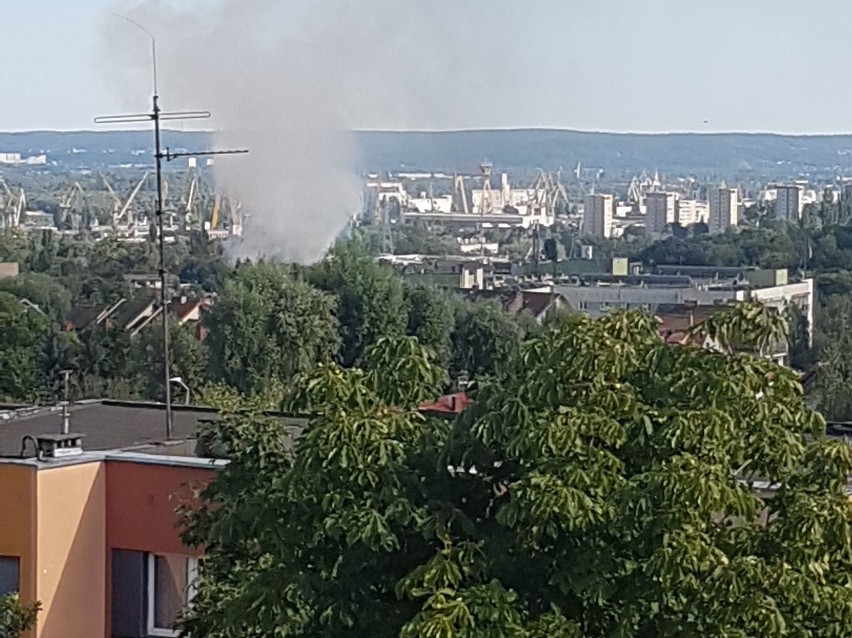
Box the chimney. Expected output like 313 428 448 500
35 433 85 460
456 371 469 393
60 370 72 434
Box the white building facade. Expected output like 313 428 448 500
676 199 709 227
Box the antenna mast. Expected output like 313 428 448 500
96 16 247 440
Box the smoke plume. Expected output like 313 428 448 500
97 0 517 263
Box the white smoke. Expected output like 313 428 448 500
97 0 519 263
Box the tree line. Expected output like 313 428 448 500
0 230 529 406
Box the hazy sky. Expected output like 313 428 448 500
3 0 851 133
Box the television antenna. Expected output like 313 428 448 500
95 15 247 439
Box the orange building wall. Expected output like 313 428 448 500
106 462 213 555
105 461 215 634
36 463 106 638
0 463 37 633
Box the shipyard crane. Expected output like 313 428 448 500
452 174 470 214
57 182 88 230
113 171 150 228
158 177 173 229
549 168 569 213
183 173 198 229
208 194 244 239
100 173 122 221
0 178 19 229
477 161 494 214
574 161 597 200
210 193 221 231
14 188 26 227
228 198 244 238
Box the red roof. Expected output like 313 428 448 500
520 291 558 318
169 299 210 322
418 392 473 415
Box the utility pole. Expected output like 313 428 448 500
96 15 247 440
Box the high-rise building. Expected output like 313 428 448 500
708 186 739 234
645 192 677 236
774 185 804 222
583 194 613 238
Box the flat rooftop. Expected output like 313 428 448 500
0 400 304 459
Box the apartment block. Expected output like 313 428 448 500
708 186 739 234
645 192 678 236
583 194 613 238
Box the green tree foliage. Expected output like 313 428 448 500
206 262 340 395
307 246 409 367
809 295 852 421
0 594 40 638
639 227 804 271
180 304 852 637
0 292 48 401
137 319 207 401
0 230 29 264
405 285 455 368
75 324 142 400
0 273 71 319
451 299 525 380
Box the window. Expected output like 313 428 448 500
147 554 198 637
0 556 20 597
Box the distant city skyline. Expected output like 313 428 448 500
4 0 852 134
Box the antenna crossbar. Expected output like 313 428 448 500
163 148 249 162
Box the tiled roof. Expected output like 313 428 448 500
112 297 157 330
66 303 109 330
419 392 473 415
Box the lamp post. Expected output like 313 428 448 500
170 376 191 406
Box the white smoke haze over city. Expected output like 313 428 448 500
97 0 521 263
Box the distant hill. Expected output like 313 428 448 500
353 130 852 180
2 128 852 180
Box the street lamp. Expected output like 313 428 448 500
169 376 190 406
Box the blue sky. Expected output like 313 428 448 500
3 0 852 133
